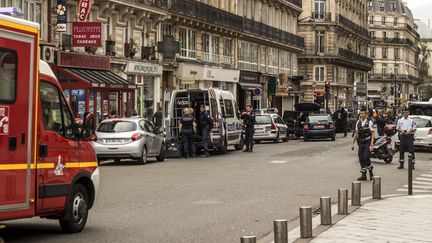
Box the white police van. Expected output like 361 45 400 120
166 88 243 155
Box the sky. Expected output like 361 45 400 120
406 0 432 26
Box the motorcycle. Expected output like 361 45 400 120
371 124 398 163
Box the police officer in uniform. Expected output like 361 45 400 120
352 108 375 180
179 108 196 158
241 105 255 152
397 108 416 169
198 104 212 158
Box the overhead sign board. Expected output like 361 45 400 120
72 22 102 46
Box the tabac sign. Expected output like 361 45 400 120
72 22 102 46
77 0 91 21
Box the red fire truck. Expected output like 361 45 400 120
0 12 99 233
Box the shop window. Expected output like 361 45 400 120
224 99 234 118
0 49 17 103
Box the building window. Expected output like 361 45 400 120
316 31 325 53
370 31 375 39
393 17 398 27
382 47 387 59
179 28 196 58
383 31 387 39
315 0 326 14
201 33 210 61
381 16 386 26
314 66 325 82
395 32 400 39
368 0 373 10
382 64 387 77
370 47 376 58
370 16 374 25
223 38 233 64
211 35 220 62
15 0 43 37
379 1 385 11
268 47 279 74
390 2 396 12
162 23 173 37
238 41 258 71
394 64 399 75
394 48 400 59
106 17 112 39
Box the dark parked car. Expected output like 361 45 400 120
303 114 336 141
283 103 321 138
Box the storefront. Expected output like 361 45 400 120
202 66 239 96
125 61 163 118
54 51 136 122
238 71 262 110
176 63 204 89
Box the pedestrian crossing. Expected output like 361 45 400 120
396 169 432 193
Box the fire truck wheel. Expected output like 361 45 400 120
59 184 89 233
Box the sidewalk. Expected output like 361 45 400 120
311 194 432 243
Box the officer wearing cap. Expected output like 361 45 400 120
397 108 416 169
179 108 197 158
352 107 375 180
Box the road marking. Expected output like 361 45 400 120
396 188 432 193
193 199 222 205
395 171 432 194
270 160 287 164
416 177 432 182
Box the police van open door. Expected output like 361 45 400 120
0 16 38 214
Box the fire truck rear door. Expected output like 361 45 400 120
0 22 37 212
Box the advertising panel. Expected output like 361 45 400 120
72 22 102 47
56 0 67 32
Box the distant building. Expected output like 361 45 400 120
415 19 432 100
368 0 421 107
298 0 372 110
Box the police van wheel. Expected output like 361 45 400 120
59 184 89 233
234 138 244 151
138 147 148 164
220 137 228 154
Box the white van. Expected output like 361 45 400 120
166 88 243 154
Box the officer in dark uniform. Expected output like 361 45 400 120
179 108 196 158
198 104 212 158
351 108 375 180
241 105 255 152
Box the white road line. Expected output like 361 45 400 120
270 160 287 164
412 181 432 185
420 174 432 178
416 177 432 182
402 184 432 190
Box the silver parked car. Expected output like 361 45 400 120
92 118 165 164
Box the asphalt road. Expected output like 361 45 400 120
1 135 431 243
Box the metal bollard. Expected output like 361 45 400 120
338 188 348 215
372 176 381 199
273 219 288 243
352 181 361 206
240 235 256 243
320 196 332 225
408 154 413 195
299 206 313 238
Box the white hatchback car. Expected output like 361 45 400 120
92 118 165 164
395 115 432 149
254 113 289 143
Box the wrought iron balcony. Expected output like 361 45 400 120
169 0 304 50
169 0 243 32
372 37 414 46
300 45 372 67
311 12 331 22
280 0 302 9
136 0 167 8
336 15 369 40
105 40 116 56
242 18 304 49
369 73 421 82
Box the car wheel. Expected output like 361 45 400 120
59 184 89 233
283 135 289 142
138 146 148 164
156 144 165 162
331 135 336 141
255 140 261 144
234 137 244 151
303 137 308 142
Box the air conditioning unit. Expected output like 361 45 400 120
41 46 56 63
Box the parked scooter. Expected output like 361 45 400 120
371 124 397 163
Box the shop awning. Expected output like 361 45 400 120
239 83 262 90
57 67 136 89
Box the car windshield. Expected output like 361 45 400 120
413 118 432 128
409 104 432 117
308 115 330 123
255 115 272 124
97 121 137 133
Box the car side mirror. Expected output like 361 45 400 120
82 112 96 141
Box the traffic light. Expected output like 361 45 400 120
325 81 331 93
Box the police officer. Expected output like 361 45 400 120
340 107 348 137
198 104 212 158
241 105 255 152
179 108 196 158
352 108 375 180
397 108 416 169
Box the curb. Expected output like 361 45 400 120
258 194 404 243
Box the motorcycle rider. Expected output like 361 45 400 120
396 108 416 169
241 105 255 152
352 107 375 180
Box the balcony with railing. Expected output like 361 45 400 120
223 55 233 65
372 37 414 46
300 45 373 68
369 73 421 82
169 0 305 50
336 15 369 40
280 0 302 9
311 12 332 22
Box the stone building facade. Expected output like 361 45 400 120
298 0 373 110
368 0 421 107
